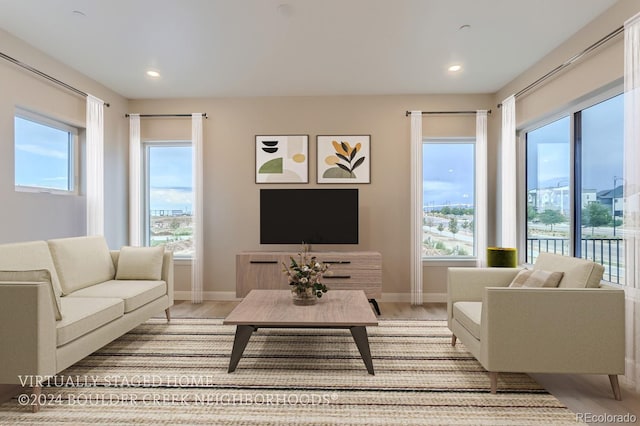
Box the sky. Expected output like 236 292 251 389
423 142 474 208
14 116 71 190
527 93 623 192
148 145 192 212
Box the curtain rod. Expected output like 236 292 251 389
498 25 624 107
125 113 208 118
404 110 491 116
0 51 110 107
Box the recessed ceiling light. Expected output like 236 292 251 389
448 64 462 72
146 70 160 78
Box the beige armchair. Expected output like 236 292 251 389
447 253 625 400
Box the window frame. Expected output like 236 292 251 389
519 82 624 276
14 108 79 195
422 137 477 261
142 140 193 258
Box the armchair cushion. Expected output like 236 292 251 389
115 246 164 280
452 301 482 340
533 252 604 288
509 269 564 288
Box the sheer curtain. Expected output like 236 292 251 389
623 12 640 391
86 95 104 236
500 95 517 249
410 111 423 305
475 110 488 266
191 113 204 304
129 114 142 246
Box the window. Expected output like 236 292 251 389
144 142 193 258
525 93 624 283
14 111 77 193
422 139 475 258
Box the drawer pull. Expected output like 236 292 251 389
324 275 351 279
324 260 352 264
250 260 279 264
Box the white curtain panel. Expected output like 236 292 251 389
129 114 142 246
623 12 640 391
410 111 423 305
500 95 517 249
86 95 104 236
475 111 488 266
191 113 204 304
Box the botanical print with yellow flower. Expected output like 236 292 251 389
317 135 370 183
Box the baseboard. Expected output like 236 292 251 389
173 291 239 301
174 291 446 304
381 293 447 303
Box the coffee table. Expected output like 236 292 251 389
223 289 378 374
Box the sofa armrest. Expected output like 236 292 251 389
0 281 57 384
481 287 625 374
447 267 520 323
162 251 174 306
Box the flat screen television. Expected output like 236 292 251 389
260 189 359 244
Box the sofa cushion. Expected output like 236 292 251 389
453 301 482 340
0 269 62 320
509 269 564 288
66 280 167 313
0 240 64 318
57 297 124 346
533 252 604 288
115 246 164 280
48 236 116 295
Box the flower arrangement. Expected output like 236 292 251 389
282 244 329 299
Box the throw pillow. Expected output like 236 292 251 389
0 269 62 320
115 246 164 280
509 269 564 288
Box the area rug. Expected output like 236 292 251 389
0 319 578 425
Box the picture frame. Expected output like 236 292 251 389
255 135 309 183
316 135 371 184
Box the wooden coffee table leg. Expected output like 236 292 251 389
350 326 375 375
228 325 255 373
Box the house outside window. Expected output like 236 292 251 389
524 92 623 283
422 139 475 258
14 110 78 193
144 142 193 258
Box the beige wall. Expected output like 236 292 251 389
1 0 638 301
130 95 493 299
0 29 129 247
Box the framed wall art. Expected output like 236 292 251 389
255 135 309 183
317 135 370 184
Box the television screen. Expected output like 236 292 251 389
260 189 359 244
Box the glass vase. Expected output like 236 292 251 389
291 288 317 305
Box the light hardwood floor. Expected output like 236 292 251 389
1 300 638 425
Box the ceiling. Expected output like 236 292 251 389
0 0 618 99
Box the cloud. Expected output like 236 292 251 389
150 188 193 209
16 144 68 160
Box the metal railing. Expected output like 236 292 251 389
526 238 623 284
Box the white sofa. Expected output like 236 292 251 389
447 252 625 399
0 235 173 411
